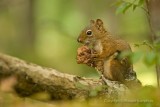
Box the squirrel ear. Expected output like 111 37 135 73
90 20 95 25
96 19 104 31
96 19 103 26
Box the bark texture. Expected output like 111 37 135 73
0 53 129 100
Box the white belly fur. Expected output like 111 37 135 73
93 40 103 54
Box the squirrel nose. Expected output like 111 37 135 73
77 38 82 43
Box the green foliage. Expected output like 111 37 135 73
119 51 142 63
138 0 145 6
120 40 160 67
134 40 153 49
134 41 160 66
132 4 138 11
130 51 143 63
114 0 145 14
143 51 157 66
116 2 132 14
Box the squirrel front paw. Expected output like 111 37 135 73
91 53 99 58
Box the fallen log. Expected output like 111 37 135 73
0 53 129 100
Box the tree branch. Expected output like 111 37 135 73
0 53 129 100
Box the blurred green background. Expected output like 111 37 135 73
0 0 157 86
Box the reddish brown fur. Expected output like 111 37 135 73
77 19 141 88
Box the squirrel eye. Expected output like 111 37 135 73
86 30 92 36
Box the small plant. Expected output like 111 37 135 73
113 0 160 87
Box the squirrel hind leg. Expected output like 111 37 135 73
125 69 137 81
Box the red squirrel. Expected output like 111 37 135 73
77 19 141 88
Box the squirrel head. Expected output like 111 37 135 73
77 19 107 45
